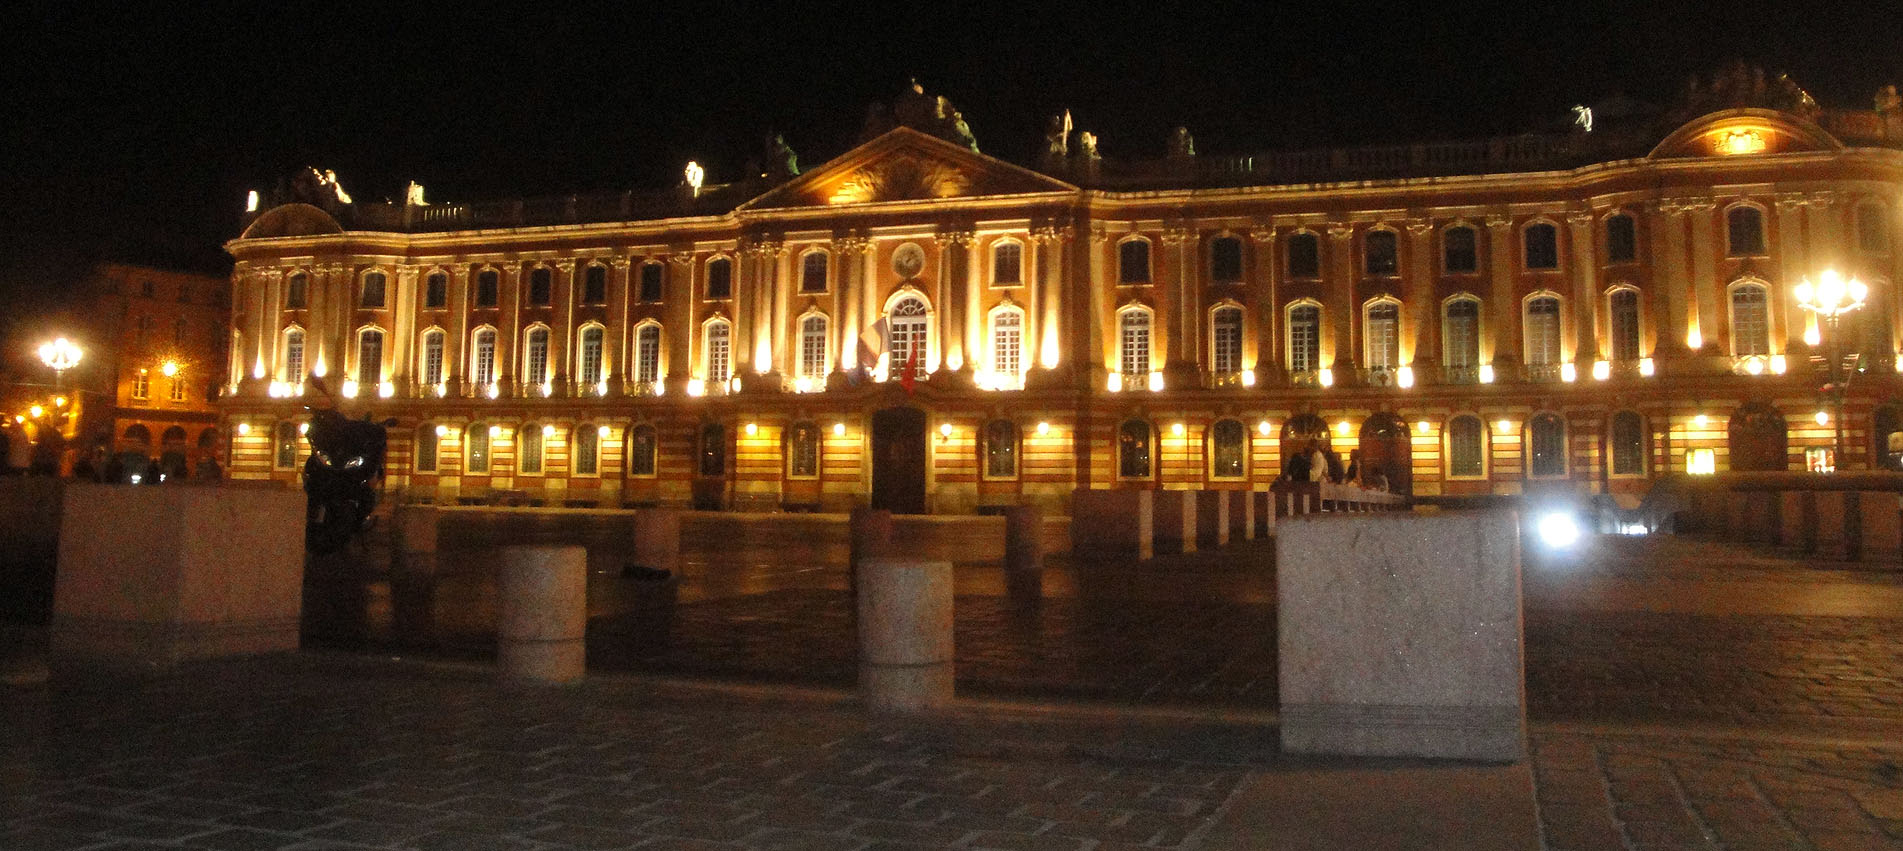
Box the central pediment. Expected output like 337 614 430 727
741 128 1077 210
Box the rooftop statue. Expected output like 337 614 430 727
1167 126 1195 158
1678 61 1817 119
1077 131 1099 160
287 167 354 214
872 78 981 152
764 133 800 180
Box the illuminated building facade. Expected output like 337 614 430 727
96 263 233 472
220 83 1903 512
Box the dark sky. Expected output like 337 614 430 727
3 0 1899 314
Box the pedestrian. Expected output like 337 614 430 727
1284 443 1313 482
1307 441 1328 483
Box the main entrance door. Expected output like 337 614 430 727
871 407 928 514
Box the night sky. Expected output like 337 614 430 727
2 0 1898 319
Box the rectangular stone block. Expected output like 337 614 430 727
53 484 305 667
1195 491 1224 549
1231 490 1251 541
1278 511 1525 761
1778 491 1815 553
1857 491 1901 566
1254 491 1274 537
1815 491 1851 561
1741 491 1779 544
1153 490 1196 555
1069 489 1152 560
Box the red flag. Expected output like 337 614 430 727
899 344 919 395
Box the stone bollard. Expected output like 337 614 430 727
1154 490 1197 554
856 558 954 713
1857 492 1902 566
632 508 682 575
1815 491 1851 561
496 545 588 685
1778 491 1815 554
396 506 440 573
1003 505 1043 601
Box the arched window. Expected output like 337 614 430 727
527 266 553 306
703 320 731 383
1210 236 1244 283
1118 238 1151 284
1730 282 1770 356
471 328 498 387
582 264 608 304
991 308 1023 381
475 269 500 307
635 324 662 384
1727 206 1766 256
1447 415 1484 478
356 328 384 385
1524 222 1559 270
1443 226 1478 273
1528 413 1566 477
124 424 153 448
638 262 664 302
1287 232 1321 279
466 425 491 474
983 420 1018 478
1365 230 1398 276
1211 306 1244 375
799 315 829 379
1610 411 1645 476
575 425 600 476
1209 419 1246 479
161 425 187 448
787 422 820 478
283 327 305 381
1859 204 1891 255
418 329 444 386
888 296 929 374
577 326 604 386
1118 420 1152 478
273 422 298 470
992 241 1022 286
424 271 448 309
416 426 440 473
1606 213 1637 263
1609 289 1641 361
361 271 387 308
196 428 219 451
699 423 726 476
706 257 733 299
800 251 828 293
1118 307 1152 377
1443 298 1481 374
286 273 308 309
523 327 550 386
1523 296 1562 366
519 425 544 475
1287 304 1320 374
628 424 658 477
1364 301 1400 370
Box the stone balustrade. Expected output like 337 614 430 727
1070 483 1407 560
1698 473 1903 566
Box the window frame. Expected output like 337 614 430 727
981 419 1019 481
703 318 732 384
786 421 822 480
360 270 388 309
1523 221 1560 271
470 326 499 388
627 422 658 478
1210 304 1245 376
1727 279 1772 357
1363 229 1399 277
886 294 931 376
1117 237 1152 285
355 326 385 386
474 268 501 308
581 263 608 305
526 265 554 307
637 261 665 303
1726 204 1768 257
1444 414 1488 480
1117 304 1154 377
521 325 551 387
424 270 449 309
798 313 829 379
1609 410 1647 478
415 425 440 474
1442 225 1479 274
1210 235 1245 284
1527 412 1568 479
991 240 1023 287
1207 418 1247 481
273 421 300 470
1522 294 1564 367
705 256 734 300
1442 296 1482 370
799 250 829 294
466 424 492 474
1117 418 1154 480
574 425 600 477
698 422 727 477
990 305 1025 381
1605 213 1638 264
285 272 308 309
518 425 545 476
282 325 306 382
577 324 605 387
1363 299 1401 371
1607 287 1643 361
1285 301 1322 374
634 322 662 384
1287 231 1322 279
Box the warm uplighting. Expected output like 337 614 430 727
539 383 553 398
1771 355 1787 374
245 190 260 212
53 396 66 407
1745 358 1764 375
298 422 309 435
745 422 759 436
687 379 706 397
1172 422 1186 437
1036 421 1050 436
1559 363 1577 383
28 405 43 419
595 381 608 397
1638 358 1656 377
378 381 395 398
1477 364 1495 384
794 376 815 393
12 415 23 425
1147 371 1165 392
1717 128 1767 156
488 425 502 437
1396 365 1415 388
542 424 556 437
1592 360 1610 381
1106 371 1122 393
1686 329 1702 351
1496 420 1513 433
340 380 360 398
833 422 846 437
1417 420 1431 433
160 360 179 378
1240 371 1257 387
1317 368 1335 388
485 383 500 399
597 425 610 438
1804 324 1822 347
38 337 82 375
1815 410 1831 426
1687 448 1717 475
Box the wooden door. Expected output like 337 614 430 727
871 407 927 514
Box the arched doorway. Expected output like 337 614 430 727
1358 412 1411 494
1279 413 1330 478
1874 403 1903 470
871 407 927 514
1728 402 1788 472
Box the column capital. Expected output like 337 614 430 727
1032 224 1071 245
666 253 695 267
1404 220 1436 237
1484 215 1514 231
1088 223 1111 245
1248 227 1276 243
832 236 870 255
1565 211 1596 229
556 259 577 273
610 257 632 270
935 227 976 248
1327 223 1356 241
1162 226 1195 245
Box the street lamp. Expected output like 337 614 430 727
38 337 82 390
1793 270 1868 468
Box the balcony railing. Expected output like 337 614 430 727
1441 365 1480 385
1523 363 1563 383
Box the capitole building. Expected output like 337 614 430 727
220 71 1903 514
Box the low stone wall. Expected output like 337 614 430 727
1706 478 1903 567
0 477 65 624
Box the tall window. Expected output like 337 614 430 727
636 324 661 383
1529 413 1566 477
1606 214 1637 263
1524 223 1559 270
1211 306 1243 374
800 252 828 293
582 265 607 304
424 272 448 308
472 328 497 386
638 262 664 302
1118 239 1151 284
466 426 490 474
706 257 733 299
1210 419 1245 479
476 269 500 307
991 309 1023 379
788 422 820 478
286 273 308 309
1444 226 1478 273
889 297 928 373
357 328 384 385
284 327 305 381
1287 304 1320 373
800 315 828 378
575 427 599 476
527 266 553 306
1210 236 1244 283
1119 308 1152 376
984 420 1018 478
699 423 726 476
174 318 187 346
1730 283 1770 356
1609 289 1641 360
170 376 186 402
136 315 151 344
416 426 439 473
1365 302 1399 370
1364 230 1398 276
519 426 544 474
1524 297 1561 366
1727 206 1766 256
992 241 1022 286
1859 204 1891 254
1118 420 1151 478
361 272 387 308
704 320 731 383
1288 232 1321 278
629 424 657 476
133 369 149 401
1611 411 1645 476
275 422 299 469
578 326 604 386
1444 298 1480 370
524 327 550 386
1447 415 1483 477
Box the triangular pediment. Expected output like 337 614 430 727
741 128 1077 210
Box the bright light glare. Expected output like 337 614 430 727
1538 512 1581 549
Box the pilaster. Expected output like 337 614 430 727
1484 216 1518 367
1565 213 1599 362
1327 223 1357 372
1404 220 1437 368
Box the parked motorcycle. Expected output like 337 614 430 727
303 378 397 554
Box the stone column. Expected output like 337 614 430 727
856 558 954 713
632 508 681 574
938 228 974 374
1327 224 1357 373
834 236 865 378
551 260 575 388
769 242 792 377
1034 225 1068 375
608 258 631 385
496 545 587 685
1404 220 1437 370
1165 225 1198 376
1484 216 1519 367
1003 505 1043 601
448 266 470 390
857 235 880 366
1566 212 1599 363
1652 202 1691 356
850 506 893 571
500 263 523 395
1086 224 1112 381
1773 195 1810 353
1684 200 1717 352
1250 223 1279 384
666 253 695 393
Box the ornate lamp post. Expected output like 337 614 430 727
1793 270 1868 468
37 337 82 391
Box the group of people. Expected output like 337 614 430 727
0 431 221 484
1279 440 1391 492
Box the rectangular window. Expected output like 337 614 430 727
638 263 664 302
424 273 448 309
636 326 661 383
1287 234 1321 279
1365 231 1398 276
1610 290 1641 361
1288 306 1319 373
1366 304 1399 369
275 423 299 470
993 242 1022 286
993 312 1022 377
528 267 552 306
361 272 387 308
706 259 733 299
583 265 608 304
525 330 549 385
1444 228 1478 273
1118 240 1150 284
1448 418 1484 477
1524 299 1561 366
1524 224 1559 270
133 370 149 400
285 331 305 381
1444 302 1479 369
476 270 499 307
357 331 383 385
286 274 307 309
706 323 731 382
1119 312 1151 376
577 428 599 476
473 333 496 386
789 424 819 478
800 318 827 378
1211 308 1242 374
1211 237 1244 283
169 378 186 402
800 253 828 293
422 333 444 385
579 329 603 385
417 430 439 473
519 429 543 475
1606 215 1637 263
1611 413 1644 476
629 427 656 476
467 428 490 474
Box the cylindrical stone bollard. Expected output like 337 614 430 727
632 508 682 575
1003 505 1043 601
497 545 588 685
396 506 440 573
856 558 954 713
